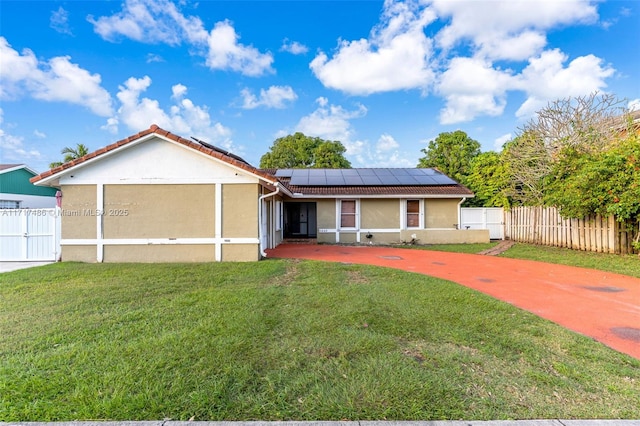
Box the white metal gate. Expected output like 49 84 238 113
0 209 61 261
461 207 505 240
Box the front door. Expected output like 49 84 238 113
284 202 317 238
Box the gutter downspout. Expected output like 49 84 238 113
457 197 466 229
259 183 281 258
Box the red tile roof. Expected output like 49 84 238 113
30 125 472 198
30 125 278 184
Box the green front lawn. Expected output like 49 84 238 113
499 243 640 278
1 260 638 421
400 242 640 279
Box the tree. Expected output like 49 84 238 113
544 132 640 250
417 130 480 182
504 92 630 205
464 151 512 207
501 131 550 205
259 133 351 169
49 143 90 168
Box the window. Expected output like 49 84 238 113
0 200 20 209
275 201 282 231
406 199 420 228
340 200 357 228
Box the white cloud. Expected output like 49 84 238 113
428 0 614 123
432 0 598 60
369 149 415 168
0 109 42 161
50 6 72 35
628 99 640 112
33 130 46 138
493 133 512 152
106 76 234 150
303 0 615 127
171 83 188 99
88 0 207 45
292 98 414 167
205 20 274 76
280 39 308 55
367 133 413 167
514 49 615 118
146 53 164 63
436 48 614 123
310 0 436 95
89 0 273 76
296 97 367 146
0 37 113 116
240 86 297 109
376 133 399 152
437 57 514 124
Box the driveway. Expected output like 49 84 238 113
267 244 640 360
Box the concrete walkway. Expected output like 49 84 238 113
267 244 640 360
0 261 54 273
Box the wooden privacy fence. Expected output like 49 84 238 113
504 206 638 254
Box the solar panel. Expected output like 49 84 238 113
343 175 364 185
191 137 250 164
357 168 376 175
342 169 359 176
360 174 383 185
432 174 456 184
308 176 327 185
327 175 346 185
290 169 309 185
374 168 393 175
391 169 410 176
396 175 418 185
275 169 293 177
285 168 457 186
414 175 438 185
407 168 434 175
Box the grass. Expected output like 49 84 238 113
1 260 639 421
398 242 640 278
499 243 640 279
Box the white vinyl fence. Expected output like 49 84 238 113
0 208 61 261
461 207 505 240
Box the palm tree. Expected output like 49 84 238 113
49 143 90 168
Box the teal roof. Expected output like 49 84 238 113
0 166 58 196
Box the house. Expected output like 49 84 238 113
1 164 58 209
31 125 488 263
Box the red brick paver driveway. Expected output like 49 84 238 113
267 244 640 360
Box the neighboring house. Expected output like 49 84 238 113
0 164 58 209
31 125 488 263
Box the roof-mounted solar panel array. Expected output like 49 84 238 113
281 168 457 186
191 137 250 165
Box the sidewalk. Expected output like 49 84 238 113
0 261 54 273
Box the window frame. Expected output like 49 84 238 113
0 200 21 209
275 200 282 231
339 199 359 230
403 199 424 229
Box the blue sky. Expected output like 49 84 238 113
1 0 638 173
